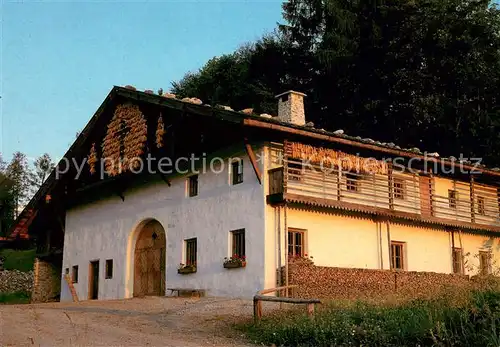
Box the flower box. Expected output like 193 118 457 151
177 265 196 274
223 261 246 269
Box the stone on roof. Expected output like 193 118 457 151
240 108 253 115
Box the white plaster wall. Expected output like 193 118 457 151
61 149 266 301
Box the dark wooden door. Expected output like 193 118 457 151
419 176 433 216
89 260 99 300
134 220 166 297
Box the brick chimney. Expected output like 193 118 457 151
276 90 306 126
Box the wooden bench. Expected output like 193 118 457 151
167 288 206 298
253 285 321 323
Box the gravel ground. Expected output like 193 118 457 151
0 297 275 346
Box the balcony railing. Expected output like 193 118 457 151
268 158 500 230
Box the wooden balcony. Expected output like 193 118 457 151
267 158 500 233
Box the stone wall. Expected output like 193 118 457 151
286 260 478 301
31 258 61 303
0 270 33 293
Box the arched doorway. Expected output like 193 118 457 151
133 219 166 297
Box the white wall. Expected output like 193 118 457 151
61 148 266 301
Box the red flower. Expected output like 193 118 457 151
242 256 246 259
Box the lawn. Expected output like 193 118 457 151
0 248 36 272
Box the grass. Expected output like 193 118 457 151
0 291 30 304
241 290 500 347
0 248 36 272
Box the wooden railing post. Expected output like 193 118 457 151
253 296 262 324
307 303 315 318
470 176 476 223
388 162 394 210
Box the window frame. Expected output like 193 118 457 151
288 159 305 182
479 250 491 275
185 238 197 267
345 172 359 192
288 228 306 257
393 177 406 200
72 265 79 283
105 259 113 279
188 174 199 197
448 189 458 209
452 247 463 274
231 159 244 185
230 229 245 258
390 241 406 271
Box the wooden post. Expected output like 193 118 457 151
253 297 262 324
244 138 262 184
284 204 289 297
470 176 476 223
306 303 315 318
388 162 394 210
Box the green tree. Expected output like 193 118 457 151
173 0 500 166
6 152 30 219
29 153 54 194
0 173 14 236
172 35 292 114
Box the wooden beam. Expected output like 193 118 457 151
244 138 262 185
471 176 476 224
254 296 320 304
388 162 394 210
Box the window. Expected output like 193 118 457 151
479 250 491 275
390 242 405 270
452 248 463 274
105 259 113 279
393 178 405 200
231 229 245 258
288 229 305 257
188 175 198 197
232 160 243 185
65 268 69 275
185 238 197 266
448 190 458 209
72 265 79 283
288 160 304 181
477 196 486 215
345 172 359 192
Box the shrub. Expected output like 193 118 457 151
0 291 30 304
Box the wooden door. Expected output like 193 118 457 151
419 176 433 216
134 220 166 297
88 260 99 300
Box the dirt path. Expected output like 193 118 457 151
0 297 262 346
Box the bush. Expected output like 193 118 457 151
0 248 36 272
242 290 500 347
0 291 30 304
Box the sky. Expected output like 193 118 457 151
0 0 283 165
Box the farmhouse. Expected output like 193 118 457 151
15 86 500 302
